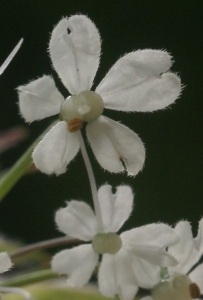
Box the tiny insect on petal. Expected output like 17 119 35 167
68 118 84 132
189 282 201 299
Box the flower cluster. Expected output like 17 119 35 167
52 185 179 300
141 219 203 300
12 13 201 300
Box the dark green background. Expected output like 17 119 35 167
0 1 202 244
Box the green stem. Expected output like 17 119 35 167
0 121 57 202
2 269 58 287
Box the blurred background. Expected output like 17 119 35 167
0 0 202 245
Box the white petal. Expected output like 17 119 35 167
99 251 138 300
121 224 179 267
189 263 203 294
55 201 98 241
51 244 98 288
49 15 101 95
0 252 12 273
18 75 64 122
86 116 145 176
168 221 199 275
140 297 153 300
194 218 203 252
96 50 181 112
131 255 161 288
32 121 80 175
98 185 134 232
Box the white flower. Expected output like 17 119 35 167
167 220 203 299
17 15 181 176
0 252 12 273
148 220 203 300
51 184 179 300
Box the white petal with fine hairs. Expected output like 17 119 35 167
86 116 145 176
99 251 139 300
96 50 181 112
121 224 179 267
131 255 161 289
51 244 98 288
55 201 98 241
168 221 200 275
18 75 64 122
0 252 12 273
98 185 134 233
32 121 80 175
49 15 101 95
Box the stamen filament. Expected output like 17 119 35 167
0 38 23 75
77 130 104 232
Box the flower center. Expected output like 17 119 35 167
60 91 104 132
92 232 122 255
151 274 200 300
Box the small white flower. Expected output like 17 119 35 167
51 185 179 300
167 220 203 299
147 220 203 300
17 15 181 176
0 252 12 273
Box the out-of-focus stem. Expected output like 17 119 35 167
10 236 80 259
0 121 57 202
2 269 57 287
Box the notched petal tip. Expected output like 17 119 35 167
49 14 101 95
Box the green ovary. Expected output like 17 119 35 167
152 274 192 300
60 90 104 123
92 232 122 255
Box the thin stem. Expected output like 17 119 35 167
10 236 80 259
0 121 57 202
77 131 104 232
2 269 57 287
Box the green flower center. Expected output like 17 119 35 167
60 90 104 125
92 232 122 255
151 274 200 300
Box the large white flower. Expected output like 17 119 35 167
146 220 203 300
17 15 181 176
51 184 179 300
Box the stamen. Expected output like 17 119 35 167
189 283 201 299
0 39 23 75
68 118 84 132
